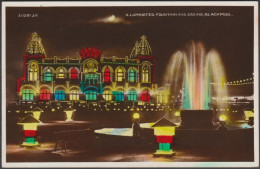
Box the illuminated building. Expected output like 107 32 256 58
15 32 169 115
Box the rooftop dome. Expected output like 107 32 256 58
26 32 46 55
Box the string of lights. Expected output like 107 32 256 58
211 75 254 86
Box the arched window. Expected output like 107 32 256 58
22 90 34 100
85 90 97 101
85 73 99 85
116 68 124 82
28 62 38 81
70 90 79 101
157 93 168 104
140 91 150 102
70 67 79 79
43 68 53 82
128 69 137 82
103 90 112 101
55 90 65 100
103 67 111 82
40 89 51 101
128 90 137 101
56 68 66 79
113 91 124 102
142 63 150 83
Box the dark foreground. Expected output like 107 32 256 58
6 122 254 162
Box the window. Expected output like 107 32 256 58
70 90 79 101
43 68 53 82
128 69 137 82
85 73 99 85
85 90 97 101
103 67 111 82
116 68 124 82
113 91 124 102
55 90 65 100
70 67 79 79
157 93 168 104
103 90 112 101
28 62 38 81
22 90 34 101
40 90 51 101
142 64 150 83
56 68 65 79
128 91 137 101
140 91 150 102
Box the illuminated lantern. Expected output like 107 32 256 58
244 110 254 121
31 107 43 120
17 115 41 147
152 117 177 156
64 107 76 121
133 113 140 120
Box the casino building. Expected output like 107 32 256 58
15 32 170 114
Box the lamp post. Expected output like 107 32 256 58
132 112 140 137
64 107 76 121
31 107 43 120
17 115 41 147
218 114 227 131
152 117 177 156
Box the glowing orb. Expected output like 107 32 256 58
133 113 140 119
219 114 227 121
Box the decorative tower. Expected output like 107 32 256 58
26 32 46 56
130 35 152 58
17 32 46 93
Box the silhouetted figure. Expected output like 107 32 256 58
218 121 227 132
132 121 141 137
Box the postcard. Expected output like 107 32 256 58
1 1 259 168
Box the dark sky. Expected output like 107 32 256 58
6 6 254 103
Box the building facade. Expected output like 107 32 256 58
16 33 170 113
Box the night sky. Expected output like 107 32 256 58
5 6 254 103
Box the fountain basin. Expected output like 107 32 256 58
180 110 214 129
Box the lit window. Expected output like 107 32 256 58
128 69 137 82
116 68 124 82
85 90 97 101
55 90 65 100
40 90 51 101
103 90 112 101
57 68 66 79
70 90 79 101
142 64 150 83
28 62 38 81
43 68 53 82
140 91 150 102
22 90 34 101
157 93 168 104
128 91 137 101
113 91 124 102
85 73 99 85
103 67 111 82
70 67 79 79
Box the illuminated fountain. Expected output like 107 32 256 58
164 41 228 128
